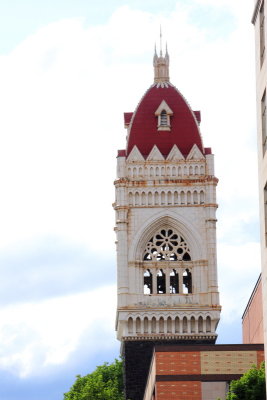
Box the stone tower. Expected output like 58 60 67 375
114 47 221 399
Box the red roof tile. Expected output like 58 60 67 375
117 149 126 157
124 112 133 127
126 84 204 158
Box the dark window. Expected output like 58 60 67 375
170 269 179 293
183 269 192 294
144 269 152 294
157 269 166 294
160 110 168 126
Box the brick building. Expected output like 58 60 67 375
143 344 264 400
242 274 264 344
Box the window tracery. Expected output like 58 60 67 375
143 229 191 261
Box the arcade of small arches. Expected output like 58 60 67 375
128 189 205 207
126 314 213 336
127 164 205 179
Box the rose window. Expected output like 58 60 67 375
143 229 191 261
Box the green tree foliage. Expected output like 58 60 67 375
226 362 265 400
64 359 124 400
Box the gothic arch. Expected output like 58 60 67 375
128 211 205 261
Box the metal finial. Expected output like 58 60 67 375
160 25 162 56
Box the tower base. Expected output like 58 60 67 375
122 338 216 400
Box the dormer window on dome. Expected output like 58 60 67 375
160 110 168 126
155 100 173 131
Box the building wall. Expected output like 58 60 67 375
143 344 265 400
242 275 264 344
252 0 267 384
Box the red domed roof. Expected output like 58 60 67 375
126 83 203 158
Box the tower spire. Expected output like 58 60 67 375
153 29 170 84
160 25 162 56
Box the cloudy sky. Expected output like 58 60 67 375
0 1 261 399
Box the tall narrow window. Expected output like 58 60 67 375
144 317 148 333
144 269 152 294
157 269 166 293
198 316 203 333
128 317 133 334
160 110 168 126
159 317 164 333
183 269 192 294
262 90 267 156
136 317 141 333
170 269 179 293
260 2 265 66
167 317 172 333
151 317 156 333
206 316 211 333
190 317 195 333
183 316 187 333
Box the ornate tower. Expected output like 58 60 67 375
114 47 221 399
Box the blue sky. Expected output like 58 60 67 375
0 1 260 399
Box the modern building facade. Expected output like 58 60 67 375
143 344 264 400
114 47 221 399
252 0 267 386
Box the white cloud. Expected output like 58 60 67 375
0 285 116 378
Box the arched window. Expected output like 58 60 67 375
159 317 164 333
180 191 185 204
167 317 172 333
134 192 139 206
175 317 180 333
144 317 149 333
128 317 133 334
144 269 152 294
170 269 179 293
160 110 168 126
183 269 192 293
154 191 159 205
143 229 191 261
136 317 141 334
151 317 156 333
198 316 203 333
157 269 166 293
141 192 146 206
148 192 153 205
190 316 195 333
206 316 211 333
183 316 187 333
